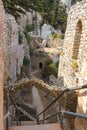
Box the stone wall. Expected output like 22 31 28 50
3 14 25 85
31 51 49 70
58 1 87 130
0 0 4 129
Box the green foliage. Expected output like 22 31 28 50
34 0 67 33
72 0 82 4
2 0 25 18
57 4 67 33
45 59 53 66
72 59 78 69
24 30 34 54
25 24 35 32
49 33 61 39
18 31 23 44
3 0 67 33
42 59 59 78
55 61 59 68
23 57 30 66
24 31 31 45
45 63 58 78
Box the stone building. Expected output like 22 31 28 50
31 48 60 71
58 1 87 130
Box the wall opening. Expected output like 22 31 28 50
72 20 82 59
39 62 43 69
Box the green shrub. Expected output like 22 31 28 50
18 31 23 44
55 61 59 68
24 31 31 45
23 57 30 66
45 59 53 66
25 24 34 32
45 63 58 78
49 32 61 39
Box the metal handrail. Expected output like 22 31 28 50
4 112 20 126
64 111 87 120
37 84 87 117
38 112 61 123
37 84 87 124
38 91 65 116
38 110 87 123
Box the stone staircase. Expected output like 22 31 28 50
15 104 36 121
9 123 62 130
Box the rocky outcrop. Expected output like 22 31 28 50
41 24 58 39
60 0 71 12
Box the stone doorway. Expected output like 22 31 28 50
39 62 43 69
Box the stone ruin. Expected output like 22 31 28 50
58 1 87 130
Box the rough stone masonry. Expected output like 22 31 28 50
58 0 87 130
0 0 4 130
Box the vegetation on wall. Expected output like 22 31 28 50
25 24 35 32
23 56 30 66
72 0 82 4
49 33 61 39
42 59 59 78
24 25 35 54
18 31 23 44
72 59 78 69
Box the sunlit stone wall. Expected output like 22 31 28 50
58 1 87 130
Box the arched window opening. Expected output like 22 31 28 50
39 62 43 69
72 20 82 59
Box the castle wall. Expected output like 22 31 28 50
58 1 87 130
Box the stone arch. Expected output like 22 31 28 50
0 1 4 130
72 20 82 59
8 78 58 97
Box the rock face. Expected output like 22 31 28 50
0 1 4 130
60 0 71 12
2 7 36 85
58 1 87 130
41 24 58 39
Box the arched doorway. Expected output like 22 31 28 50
72 20 82 59
39 62 43 69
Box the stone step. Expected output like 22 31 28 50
9 123 62 130
16 105 36 120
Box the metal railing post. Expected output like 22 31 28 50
6 92 9 130
43 112 45 124
36 115 39 125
